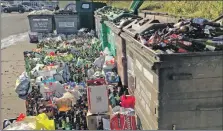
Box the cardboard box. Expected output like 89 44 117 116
87 85 109 113
86 111 110 130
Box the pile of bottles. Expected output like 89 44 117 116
26 85 43 116
95 6 129 20
54 94 88 130
26 86 89 130
113 15 141 28
138 18 223 54
54 10 77 15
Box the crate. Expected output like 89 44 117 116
54 13 79 34
28 15 54 33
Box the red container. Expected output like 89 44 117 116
120 95 135 109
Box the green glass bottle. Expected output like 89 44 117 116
61 117 66 130
65 117 72 130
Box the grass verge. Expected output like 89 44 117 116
110 1 223 20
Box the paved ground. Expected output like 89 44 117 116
1 12 33 129
1 12 29 39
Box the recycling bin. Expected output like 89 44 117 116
54 12 80 34
27 14 54 43
120 17 223 129
28 15 54 33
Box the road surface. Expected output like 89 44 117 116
1 12 29 39
1 12 35 129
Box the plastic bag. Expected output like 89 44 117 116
30 64 44 77
35 113 55 130
103 47 111 56
105 72 119 83
92 71 104 79
53 92 74 112
15 72 30 97
93 56 105 68
39 81 65 100
87 68 95 78
4 116 36 130
103 56 116 70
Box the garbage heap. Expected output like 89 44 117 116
5 29 137 130
135 17 223 53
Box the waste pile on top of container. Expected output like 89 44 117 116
4 29 138 130
95 6 130 21
133 17 223 54
28 9 54 15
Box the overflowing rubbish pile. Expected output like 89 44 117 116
29 10 54 15
95 6 129 21
4 29 137 130
137 18 223 53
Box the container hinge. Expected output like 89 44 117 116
169 73 192 80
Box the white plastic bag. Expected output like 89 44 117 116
103 56 115 70
103 47 111 56
39 81 65 99
93 56 105 68
30 64 44 77
87 68 95 78
4 116 36 130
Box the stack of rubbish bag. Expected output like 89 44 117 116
9 28 137 130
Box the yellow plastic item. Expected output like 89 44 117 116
35 113 55 130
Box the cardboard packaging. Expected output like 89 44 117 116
87 85 109 113
86 111 110 130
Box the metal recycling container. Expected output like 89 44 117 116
28 15 54 33
120 31 223 130
77 1 106 30
54 12 79 34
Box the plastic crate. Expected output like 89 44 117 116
54 13 79 34
28 15 54 33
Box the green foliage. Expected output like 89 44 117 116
110 1 223 20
